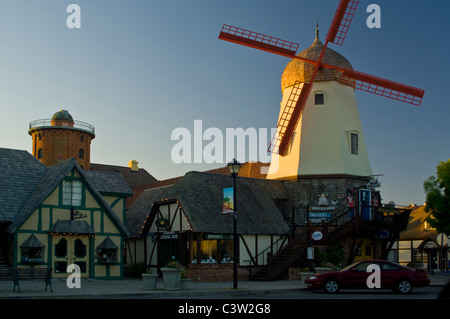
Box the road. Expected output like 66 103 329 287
241 286 443 299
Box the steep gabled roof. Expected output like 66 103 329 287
126 171 290 238
0 148 129 236
84 170 133 197
90 163 157 188
127 162 270 209
7 158 77 233
0 148 46 222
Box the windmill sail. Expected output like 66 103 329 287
269 82 312 156
219 24 299 59
325 0 359 46
335 68 425 106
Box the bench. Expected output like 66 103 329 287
0 267 53 292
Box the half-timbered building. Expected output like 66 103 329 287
0 147 131 279
126 171 291 281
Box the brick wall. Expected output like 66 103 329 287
186 264 250 282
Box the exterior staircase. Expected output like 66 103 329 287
250 205 411 281
250 230 308 281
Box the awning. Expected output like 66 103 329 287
20 234 45 248
97 236 118 249
49 220 96 237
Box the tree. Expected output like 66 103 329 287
424 159 450 234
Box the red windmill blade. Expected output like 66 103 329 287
268 81 312 155
326 0 359 46
326 66 425 106
218 0 425 156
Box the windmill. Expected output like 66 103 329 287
218 0 424 160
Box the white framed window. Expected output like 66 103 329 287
346 130 360 155
62 180 82 206
351 133 358 155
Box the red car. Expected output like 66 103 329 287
305 259 430 294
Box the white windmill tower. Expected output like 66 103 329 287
266 26 372 179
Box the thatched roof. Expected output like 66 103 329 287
126 171 290 237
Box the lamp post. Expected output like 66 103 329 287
227 158 241 289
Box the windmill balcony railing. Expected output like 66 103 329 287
29 119 95 135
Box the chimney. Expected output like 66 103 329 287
128 160 139 172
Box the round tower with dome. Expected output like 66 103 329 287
28 110 95 169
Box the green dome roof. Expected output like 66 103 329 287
51 110 73 122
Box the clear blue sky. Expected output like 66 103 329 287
0 0 449 206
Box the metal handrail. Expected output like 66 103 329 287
28 119 95 135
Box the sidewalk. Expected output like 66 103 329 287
0 272 449 299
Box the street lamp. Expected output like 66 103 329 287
227 158 241 289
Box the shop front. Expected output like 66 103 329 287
125 171 291 281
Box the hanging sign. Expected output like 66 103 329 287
156 218 169 230
222 187 234 214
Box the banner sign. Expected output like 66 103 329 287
222 187 234 214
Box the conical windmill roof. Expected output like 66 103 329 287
281 34 353 93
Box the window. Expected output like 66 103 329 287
75 239 87 258
37 148 43 159
78 148 84 159
21 247 43 263
62 180 83 206
192 235 234 264
97 237 118 264
351 133 359 155
315 93 324 105
55 238 67 258
353 262 374 272
80 135 84 143
20 235 44 264
381 262 401 271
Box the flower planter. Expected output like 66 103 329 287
142 273 158 290
161 267 181 290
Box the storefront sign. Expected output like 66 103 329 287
160 231 179 240
305 212 332 223
310 206 335 211
203 234 233 240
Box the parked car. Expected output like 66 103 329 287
305 259 430 294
